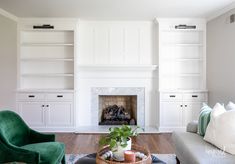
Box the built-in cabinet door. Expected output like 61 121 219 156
161 102 182 127
18 102 45 126
46 102 73 127
182 102 202 126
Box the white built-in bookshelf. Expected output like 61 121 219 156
157 18 208 132
17 19 78 132
159 29 205 91
19 30 74 90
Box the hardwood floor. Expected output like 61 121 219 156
56 133 175 154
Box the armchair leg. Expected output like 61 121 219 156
61 155 65 164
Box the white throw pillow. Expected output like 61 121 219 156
204 103 235 155
211 103 226 118
226 101 235 111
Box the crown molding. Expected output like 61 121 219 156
206 2 235 22
0 8 18 22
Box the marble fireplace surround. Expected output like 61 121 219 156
91 87 145 127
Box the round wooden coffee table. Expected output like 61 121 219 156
96 144 152 164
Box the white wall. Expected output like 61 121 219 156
0 14 17 110
78 21 157 65
207 9 235 105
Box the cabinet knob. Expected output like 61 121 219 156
42 105 45 107
46 105 49 107
185 105 187 107
180 105 183 107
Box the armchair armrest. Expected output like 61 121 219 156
186 121 198 133
29 129 55 143
0 139 39 163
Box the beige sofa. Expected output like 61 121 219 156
172 122 235 164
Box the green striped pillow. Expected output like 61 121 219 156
198 103 212 136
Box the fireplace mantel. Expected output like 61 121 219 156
78 64 158 71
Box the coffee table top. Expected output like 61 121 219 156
96 144 152 164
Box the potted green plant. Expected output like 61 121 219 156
99 125 141 160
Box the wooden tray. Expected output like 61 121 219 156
96 144 152 164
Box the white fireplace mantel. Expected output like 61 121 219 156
77 64 158 79
77 64 158 71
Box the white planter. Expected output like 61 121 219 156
113 138 132 160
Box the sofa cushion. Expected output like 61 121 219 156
204 104 235 155
173 131 235 164
198 103 212 136
21 142 65 163
186 121 198 133
226 101 235 111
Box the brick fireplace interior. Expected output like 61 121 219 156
98 95 137 125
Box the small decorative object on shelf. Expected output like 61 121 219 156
175 24 196 29
124 150 136 162
33 24 54 29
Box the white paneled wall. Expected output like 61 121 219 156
78 21 156 65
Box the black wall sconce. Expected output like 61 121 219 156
33 24 54 29
175 24 196 29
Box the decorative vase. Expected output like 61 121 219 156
112 137 132 161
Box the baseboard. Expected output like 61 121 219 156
75 126 160 134
31 127 76 133
157 126 186 133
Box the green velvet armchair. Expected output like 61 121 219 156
0 110 65 164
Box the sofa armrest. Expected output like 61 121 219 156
186 121 198 133
29 129 55 143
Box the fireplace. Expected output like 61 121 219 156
91 87 145 127
99 95 137 125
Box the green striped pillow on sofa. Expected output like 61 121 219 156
198 103 212 136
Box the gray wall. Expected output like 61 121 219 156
0 14 17 110
207 8 235 105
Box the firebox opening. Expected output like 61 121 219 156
98 95 137 125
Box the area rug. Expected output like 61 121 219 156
66 153 176 164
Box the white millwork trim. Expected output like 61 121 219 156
78 64 158 71
0 8 18 22
207 2 235 21
75 126 159 134
32 127 76 133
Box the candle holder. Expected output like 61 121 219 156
124 150 136 162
